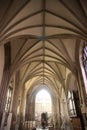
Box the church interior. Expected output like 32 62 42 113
0 0 87 130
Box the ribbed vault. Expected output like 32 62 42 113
0 0 87 93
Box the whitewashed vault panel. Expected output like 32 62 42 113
0 0 87 92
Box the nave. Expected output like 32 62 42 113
0 0 87 130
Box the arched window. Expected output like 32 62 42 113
5 86 13 112
35 89 52 120
67 91 76 117
82 41 87 78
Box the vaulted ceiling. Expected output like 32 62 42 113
0 0 87 94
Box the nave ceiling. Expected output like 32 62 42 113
0 0 87 94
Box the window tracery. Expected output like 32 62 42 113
67 91 76 117
5 86 13 112
82 41 87 77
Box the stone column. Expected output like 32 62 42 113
25 93 35 121
20 88 26 122
11 71 20 116
56 96 61 129
52 96 58 128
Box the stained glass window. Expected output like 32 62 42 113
67 91 76 117
82 41 87 77
5 87 13 112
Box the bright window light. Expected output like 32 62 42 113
35 89 52 120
